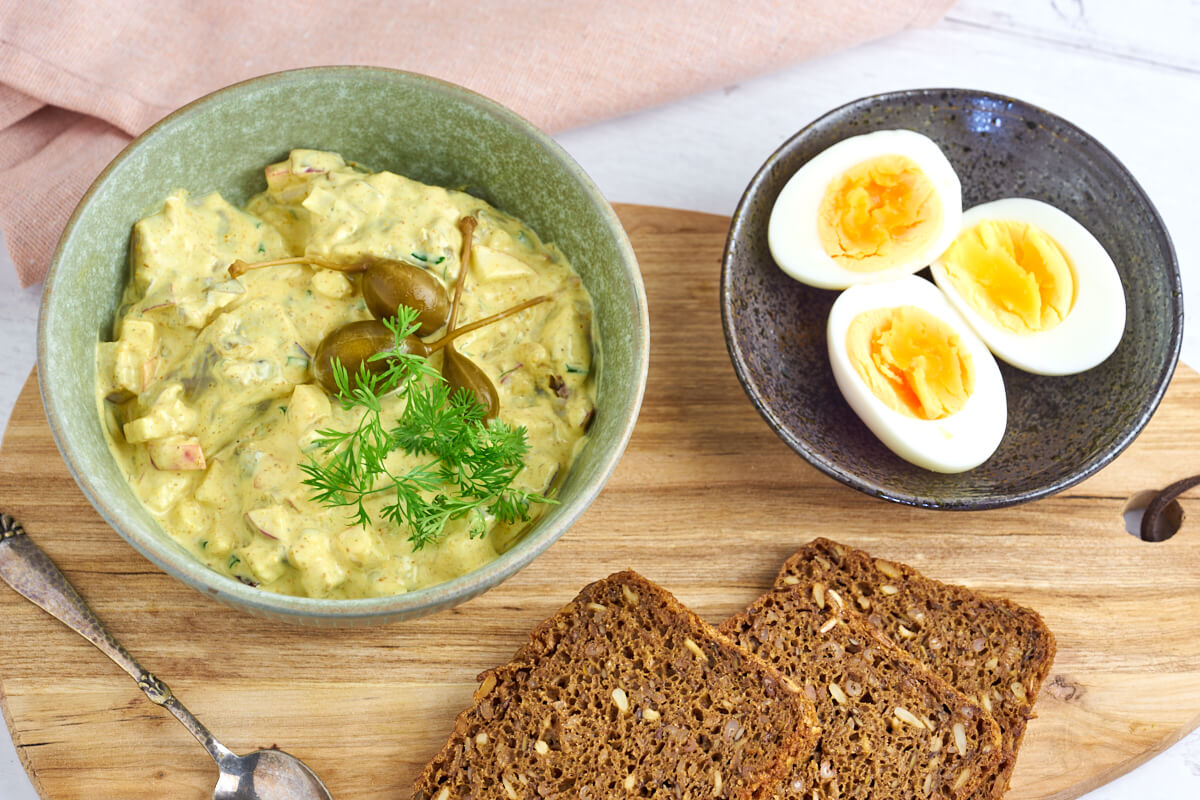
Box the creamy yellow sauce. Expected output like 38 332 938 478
97 150 595 599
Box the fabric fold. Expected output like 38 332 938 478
0 113 129 286
0 84 42 130
0 0 955 286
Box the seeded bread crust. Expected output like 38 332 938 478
413 571 820 800
775 538 1056 800
722 583 1002 800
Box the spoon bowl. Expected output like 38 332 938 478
213 748 332 800
0 513 332 800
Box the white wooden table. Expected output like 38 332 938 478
1 1 1197 796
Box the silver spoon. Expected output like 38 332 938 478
0 513 333 800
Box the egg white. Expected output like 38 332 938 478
769 130 963 290
930 198 1126 376
827 276 1007 473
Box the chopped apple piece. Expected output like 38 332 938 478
146 436 206 471
336 526 387 568
471 245 536 282
123 383 197 443
290 530 347 595
310 270 352 299
140 473 192 515
286 383 332 431
173 500 213 538
98 318 159 399
244 505 297 545
242 545 287 584
199 524 235 557
194 458 231 505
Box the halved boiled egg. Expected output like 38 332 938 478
930 198 1125 375
828 276 1006 473
769 130 962 289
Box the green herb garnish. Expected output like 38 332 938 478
409 251 446 265
299 307 553 549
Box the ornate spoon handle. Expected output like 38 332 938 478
1140 474 1200 542
0 512 235 764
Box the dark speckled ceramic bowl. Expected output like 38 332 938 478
39 67 648 624
721 88 1182 509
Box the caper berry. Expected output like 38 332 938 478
358 257 450 336
311 319 399 393
230 253 451 336
443 345 500 420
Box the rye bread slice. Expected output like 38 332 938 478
775 538 1056 800
722 583 1002 800
413 571 820 800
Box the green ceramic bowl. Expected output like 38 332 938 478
38 67 648 625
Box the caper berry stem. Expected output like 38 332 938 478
312 295 551 391
417 295 551 356
308 213 547 415
230 251 451 335
448 216 477 332
228 254 367 279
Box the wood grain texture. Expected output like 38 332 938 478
1 204 1199 800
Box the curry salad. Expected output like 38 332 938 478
97 149 596 599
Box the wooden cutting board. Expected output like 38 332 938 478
2 204 1199 800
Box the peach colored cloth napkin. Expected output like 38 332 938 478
0 0 953 287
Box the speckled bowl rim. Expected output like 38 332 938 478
721 87 1182 509
38 66 649 622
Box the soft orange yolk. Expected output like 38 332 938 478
846 306 974 420
818 155 943 272
939 219 1075 334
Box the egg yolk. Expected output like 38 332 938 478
846 306 974 420
939 219 1075 334
818 155 943 272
